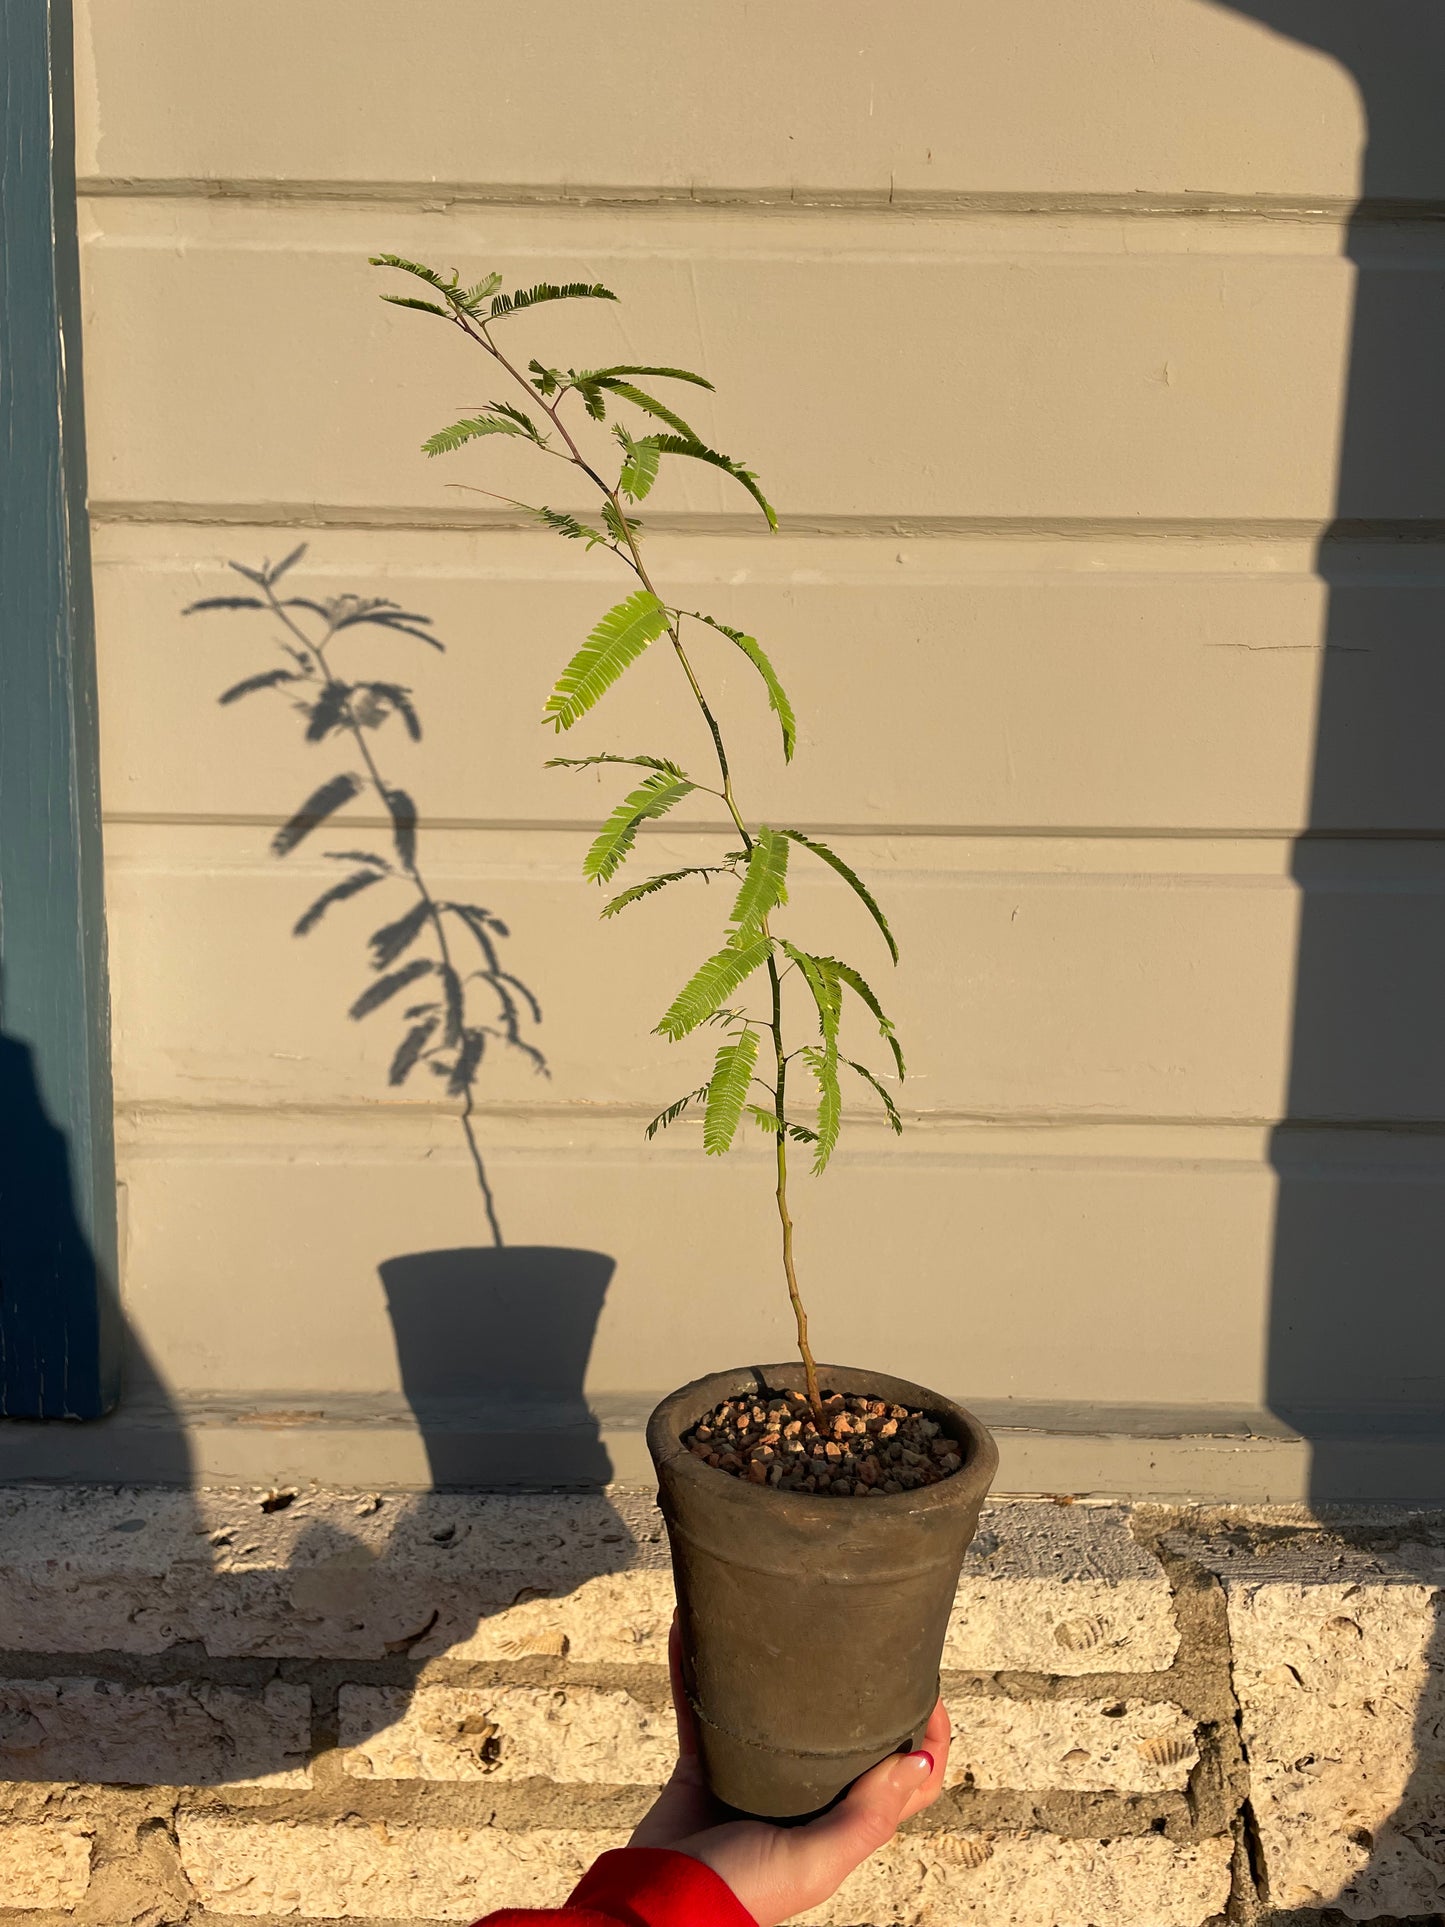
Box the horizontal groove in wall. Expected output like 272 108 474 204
113 1101 1445 1147
86 502 1445 545
99 810 1445 845
73 178 1445 227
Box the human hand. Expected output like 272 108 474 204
629 1621 950 1927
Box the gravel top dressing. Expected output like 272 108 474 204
681 1388 966 1497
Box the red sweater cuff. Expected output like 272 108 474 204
568 1848 759 1927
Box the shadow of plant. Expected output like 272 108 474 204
187 547 547 1243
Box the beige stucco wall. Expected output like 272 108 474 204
68 3 1445 1491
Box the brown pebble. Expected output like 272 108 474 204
831 1478 854 1495
882 1479 902 1493
938 1452 962 1472
746 1461 767 1484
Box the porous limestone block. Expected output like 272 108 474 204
945 1695 1197 1792
0 1678 310 1788
178 1821 1231 1924
338 1683 674 1784
0 1826 92 1909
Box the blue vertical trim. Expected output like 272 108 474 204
0 0 120 1416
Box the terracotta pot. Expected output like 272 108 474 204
647 1362 998 1817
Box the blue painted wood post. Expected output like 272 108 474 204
0 0 121 1415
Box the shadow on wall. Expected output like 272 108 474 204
0 1028 112 1420
380 1246 616 1488
1213 2 1445 1910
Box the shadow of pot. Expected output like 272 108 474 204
649 1362 999 1818
379 1246 616 1489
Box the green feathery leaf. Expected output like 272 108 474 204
381 295 449 316
600 866 731 918
704 1028 760 1154
543 590 670 732
583 772 695 884
370 253 455 292
490 281 618 318
746 1105 819 1144
586 364 714 390
602 499 641 547
596 380 700 440
728 826 789 939
646 1083 711 1140
458 272 503 312
423 410 542 456
845 1057 903 1134
528 359 563 396
547 752 688 776
689 613 796 762
528 505 606 548
646 435 777 529
781 831 898 963
615 428 661 503
800 1044 843 1174
656 934 773 1041
781 943 843 1048
835 959 906 1080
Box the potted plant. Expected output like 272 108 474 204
371 255 998 1815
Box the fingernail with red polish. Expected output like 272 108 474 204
898 1749 934 1777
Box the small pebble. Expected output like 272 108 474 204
680 1389 967 1499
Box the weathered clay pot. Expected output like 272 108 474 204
647 1362 998 1817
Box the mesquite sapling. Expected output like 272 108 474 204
371 256 903 1419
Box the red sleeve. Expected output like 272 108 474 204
473 1846 759 1927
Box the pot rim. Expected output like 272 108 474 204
648 1361 999 1515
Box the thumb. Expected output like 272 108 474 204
787 1749 935 1900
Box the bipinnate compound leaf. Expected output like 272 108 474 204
646 1084 712 1140
800 1043 843 1174
704 1028 760 1154
586 364 714 391
845 1057 903 1133
489 281 618 318
601 866 731 918
272 772 362 856
645 436 777 529
746 1105 818 1145
616 429 661 503
728 827 788 938
583 773 695 884
598 381 700 440
836 958 906 1080
544 591 671 732
656 934 773 1041
423 409 542 456
690 614 796 762
781 831 897 962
